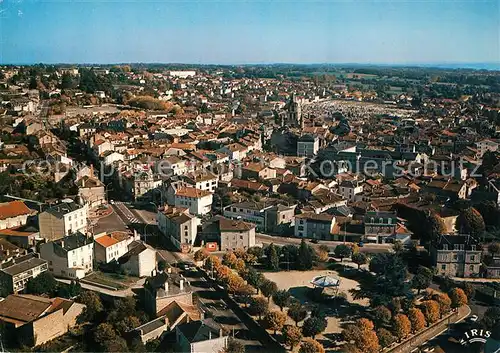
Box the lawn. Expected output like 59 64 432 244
83 271 140 290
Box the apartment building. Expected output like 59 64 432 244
430 234 482 278
174 187 213 216
297 134 319 157
40 232 94 279
157 207 200 252
183 171 218 192
223 202 273 231
363 211 398 244
38 201 88 241
0 253 48 294
294 212 336 240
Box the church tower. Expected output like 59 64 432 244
286 93 302 127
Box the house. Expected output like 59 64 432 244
159 156 188 176
363 211 398 244
241 163 276 181
143 271 194 316
76 176 106 209
0 201 32 231
484 255 500 279
38 200 88 241
40 232 94 279
174 187 213 216
423 179 467 200
0 227 39 248
157 207 200 252
297 134 319 157
476 139 499 157
94 231 138 264
223 202 273 231
183 171 218 192
430 234 482 278
264 204 297 234
0 238 26 266
199 216 256 251
294 213 336 240
0 294 85 347
118 241 157 277
339 180 364 202
175 320 228 353
0 254 48 294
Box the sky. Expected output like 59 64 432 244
0 0 498 65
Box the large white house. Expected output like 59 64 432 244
40 232 94 279
38 201 88 241
94 231 139 263
0 201 32 230
174 187 213 216
157 207 200 251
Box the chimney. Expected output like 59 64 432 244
82 178 85 188
167 267 172 274
60 239 65 248
179 278 184 291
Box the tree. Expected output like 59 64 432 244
243 267 264 293
392 241 404 254
352 252 368 270
377 328 396 348
247 246 264 260
205 255 222 272
60 72 75 89
420 212 447 243
316 245 329 262
28 76 38 89
283 325 302 350
373 306 392 327
456 207 486 237
420 300 440 325
342 319 380 353
432 293 451 317
298 338 325 353
194 248 209 262
234 259 246 274
266 243 280 271
288 302 308 326
227 274 246 294
264 310 287 334
223 252 238 268
224 338 245 353
103 337 128 352
408 308 426 333
260 279 278 302
449 287 468 309
94 323 116 343
249 297 269 319
272 290 291 311
334 244 352 262
77 291 103 322
296 239 313 270
392 314 411 342
482 306 500 329
235 284 254 305
115 315 141 335
462 283 475 300
476 201 500 227
302 316 327 338
369 253 391 274
411 266 433 294
488 242 500 255
26 272 57 295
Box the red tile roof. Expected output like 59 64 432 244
0 201 32 220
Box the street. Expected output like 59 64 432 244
256 232 393 253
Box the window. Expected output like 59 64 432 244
68 216 72 221
443 244 448 251
453 254 458 260
471 255 475 261
73 261 76 267
441 264 446 270
469 265 474 271
388 218 392 225
471 245 476 251
282 215 285 219
379 218 383 224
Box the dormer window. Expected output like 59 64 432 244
443 244 448 250
379 218 384 224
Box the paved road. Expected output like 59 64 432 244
256 233 393 253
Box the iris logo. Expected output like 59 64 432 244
459 329 492 345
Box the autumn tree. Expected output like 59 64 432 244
249 297 269 319
392 314 411 342
272 290 292 311
260 279 278 302
227 274 246 294
408 308 426 333
223 252 239 268
94 323 116 345
463 283 476 299
194 248 209 262
377 328 396 348
449 287 468 309
342 318 380 353
373 305 392 327
420 300 440 325
298 338 326 353
283 325 303 350
334 244 352 262
288 302 308 326
432 293 451 317
302 316 327 338
224 338 245 353
264 310 287 334
316 245 330 262
352 252 368 270
205 255 222 272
